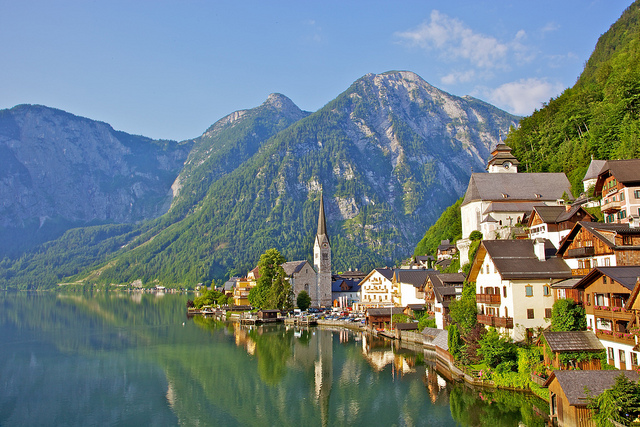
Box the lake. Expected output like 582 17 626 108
0 291 548 426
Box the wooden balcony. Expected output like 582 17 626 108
566 246 595 258
601 198 622 214
595 329 636 346
572 268 591 277
477 314 513 329
592 305 633 321
476 293 501 304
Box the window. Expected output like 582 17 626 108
620 192 625 201
635 190 640 199
608 347 614 361
503 286 507 298
620 350 626 364
525 285 533 297
527 309 535 319
619 210 627 220
632 353 639 367
623 236 633 245
603 276 608 284
545 308 552 319
543 285 551 296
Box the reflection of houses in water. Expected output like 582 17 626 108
360 334 417 376
424 366 448 404
232 323 256 355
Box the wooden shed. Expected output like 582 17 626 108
546 370 639 427
366 307 404 329
540 331 604 371
257 309 280 321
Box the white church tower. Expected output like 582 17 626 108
314 193 332 307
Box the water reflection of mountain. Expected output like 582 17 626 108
0 293 548 426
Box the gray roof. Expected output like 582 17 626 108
481 239 572 280
483 201 544 214
431 330 449 351
583 159 606 182
395 322 419 330
530 204 591 225
551 278 582 289
421 327 443 339
462 172 571 206
552 370 639 406
395 269 431 288
367 307 404 317
574 266 640 292
542 331 604 352
282 260 310 276
599 159 640 185
372 267 395 281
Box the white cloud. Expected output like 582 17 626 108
541 22 560 34
441 70 476 85
487 78 565 115
396 10 513 70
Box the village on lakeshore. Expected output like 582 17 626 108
187 144 640 427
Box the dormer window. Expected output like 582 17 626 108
502 193 509 199
534 194 541 199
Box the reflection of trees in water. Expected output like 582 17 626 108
248 328 294 385
449 383 548 427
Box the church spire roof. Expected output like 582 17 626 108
317 193 330 246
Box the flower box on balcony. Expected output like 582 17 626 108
612 307 622 312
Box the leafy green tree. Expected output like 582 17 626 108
248 248 292 310
478 327 518 370
469 230 483 241
296 290 311 311
449 281 477 334
448 323 462 360
587 374 640 426
551 298 587 331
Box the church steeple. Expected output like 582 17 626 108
314 192 332 307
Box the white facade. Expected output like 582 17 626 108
393 281 425 307
475 255 555 342
359 270 393 307
529 223 572 249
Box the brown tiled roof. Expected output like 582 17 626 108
574 266 640 292
557 221 640 255
481 239 572 280
550 370 639 406
367 307 404 317
601 159 640 185
542 331 604 352
462 172 571 206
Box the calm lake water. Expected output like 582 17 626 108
0 292 548 426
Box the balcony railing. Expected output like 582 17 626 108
476 293 501 304
566 246 595 258
593 305 633 320
601 199 622 213
572 268 591 277
477 314 514 329
595 329 636 345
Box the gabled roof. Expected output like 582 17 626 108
547 370 639 407
394 269 431 288
574 266 640 292
528 205 592 227
331 278 361 293
469 239 572 281
282 260 310 276
431 329 449 351
583 159 607 182
595 159 640 194
542 331 604 353
462 172 571 206
557 221 640 255
360 267 395 284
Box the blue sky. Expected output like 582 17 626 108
0 0 633 141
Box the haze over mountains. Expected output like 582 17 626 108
0 71 519 288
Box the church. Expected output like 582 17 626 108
285 193 333 308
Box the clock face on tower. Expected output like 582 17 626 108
503 161 512 170
322 243 328 248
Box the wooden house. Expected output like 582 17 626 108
574 266 640 369
594 159 640 224
366 307 405 329
527 204 593 249
257 309 280 321
546 370 639 427
540 331 604 371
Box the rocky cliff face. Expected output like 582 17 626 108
0 105 190 233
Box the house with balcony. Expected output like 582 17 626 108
527 204 593 249
425 272 466 329
469 238 572 342
392 270 431 307
233 276 256 306
594 159 640 224
359 268 394 308
573 266 640 370
556 221 640 276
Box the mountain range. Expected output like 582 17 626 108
1 71 519 289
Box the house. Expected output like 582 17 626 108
546 370 639 427
624 276 640 354
232 276 256 306
457 143 572 265
436 240 457 261
573 266 640 369
415 255 435 269
359 268 395 308
539 331 604 371
392 269 430 307
469 239 572 342
551 277 583 305
366 307 404 329
594 159 640 224
282 260 316 304
527 204 593 249
257 309 280 321
556 221 640 276
582 158 606 194
331 275 361 308
423 272 465 329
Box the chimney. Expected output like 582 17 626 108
534 238 546 261
565 204 571 212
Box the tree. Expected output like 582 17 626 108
551 298 587 331
248 248 292 310
448 323 462 360
296 290 311 311
477 327 518 370
449 281 477 334
587 374 640 426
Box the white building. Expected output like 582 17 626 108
359 268 394 308
469 239 572 342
